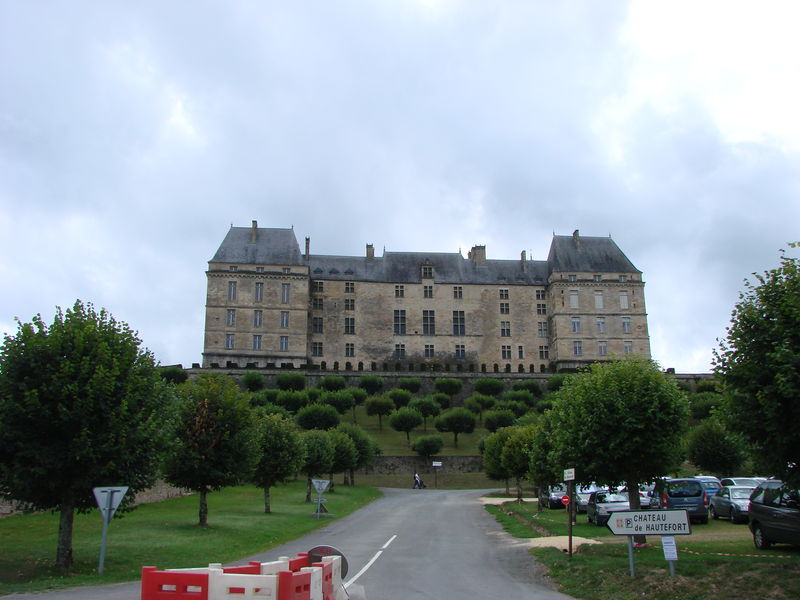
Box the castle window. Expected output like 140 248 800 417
226 309 236 327
500 302 509 314
344 298 355 311
423 310 436 335
624 340 633 354
225 334 235 349
424 285 433 298
283 267 291 274
501 321 511 337
499 288 509 299
281 311 290 328
254 310 263 327
598 340 608 356
619 275 628 282
622 317 631 334
573 340 583 356
281 283 290 303
311 342 323 357
228 281 237 301
394 310 406 335
421 265 433 279
395 344 406 358
253 335 262 350
424 344 435 358
539 345 549 359
312 281 324 293
536 303 547 315
345 343 355 357
569 290 579 309
571 317 581 333
312 316 323 333
594 274 602 282
256 266 264 273
619 292 629 310
279 336 289 351
501 345 512 359
594 291 604 309
229 265 238 271
568 274 577 282
345 281 355 293
518 345 524 359
344 317 355 335
536 289 546 300
453 286 463 299
452 311 465 336
454 344 465 358
395 285 405 298
596 317 606 334
538 321 548 337
312 298 323 310
254 282 263 302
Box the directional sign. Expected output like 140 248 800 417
312 479 330 494
607 510 692 536
93 487 128 521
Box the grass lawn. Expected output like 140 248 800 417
487 502 800 600
0 482 381 596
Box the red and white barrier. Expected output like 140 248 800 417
141 554 345 600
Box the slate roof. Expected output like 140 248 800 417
210 227 639 283
547 234 640 275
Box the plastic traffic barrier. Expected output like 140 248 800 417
141 566 209 600
277 569 312 600
208 566 279 599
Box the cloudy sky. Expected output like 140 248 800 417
1 1 798 374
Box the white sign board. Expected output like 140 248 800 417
432 461 442 467
661 536 678 561
312 479 330 495
563 468 575 481
93 487 128 522
607 510 692 536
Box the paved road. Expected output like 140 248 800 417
4 489 573 600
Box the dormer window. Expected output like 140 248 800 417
229 265 238 271
421 265 433 279
568 274 577 282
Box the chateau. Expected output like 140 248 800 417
203 222 650 373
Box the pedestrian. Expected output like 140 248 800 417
413 472 421 489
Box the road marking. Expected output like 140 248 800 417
344 535 396 588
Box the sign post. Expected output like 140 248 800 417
93 486 128 575
432 461 442 488
311 479 330 519
563 468 575 558
606 510 691 577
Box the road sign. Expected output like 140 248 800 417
606 510 692 536
563 468 575 481
93 486 128 521
561 495 571 505
432 461 442 467
312 479 330 494
313 498 327 504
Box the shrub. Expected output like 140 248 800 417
255 403 292 419
359 375 383 395
494 400 528 418
397 377 422 394
276 373 306 391
473 378 504 397
512 379 542 396
365 395 395 431
546 374 567 393
690 392 721 421
159 365 188 384
320 390 356 415
434 407 477 447
483 409 516 432
431 392 451 409
296 403 340 430
408 396 442 429
350 387 368 405
434 378 463 397
387 388 413 408
320 375 347 391
275 390 309 413
306 387 322 403
251 388 280 407
694 379 719 394
412 435 444 458
241 371 264 392
389 407 424 445
503 390 535 407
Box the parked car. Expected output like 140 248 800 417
709 486 755 523
575 483 602 513
586 490 631 526
539 484 568 509
748 479 800 549
620 484 658 509
654 478 709 523
720 477 764 488
694 475 722 497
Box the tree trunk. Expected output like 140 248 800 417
199 488 209 526
56 502 74 574
305 476 312 502
349 468 356 486
454 432 459 448
626 480 646 545
536 486 543 512
264 486 271 514
329 473 335 493
505 478 510 495
515 477 522 502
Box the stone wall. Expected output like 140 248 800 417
363 455 483 476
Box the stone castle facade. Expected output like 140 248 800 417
203 222 650 373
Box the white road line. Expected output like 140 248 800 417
344 535 396 588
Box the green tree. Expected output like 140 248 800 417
464 393 495 424
349 387 368 423
687 419 747 476
320 375 347 391
481 427 514 494
358 375 383 395
503 390 534 407
389 407 424 446
275 390 309 413
494 399 528 418
337 423 379 485
713 243 800 485
365 395 395 431
434 407 477 448
252 414 305 513
328 430 358 491
276 372 306 391
548 357 688 517
159 365 188 385
546 374 568 393
296 403 340 430
484 409 516 433
241 371 264 392
474 378 505 397
412 434 444 459
408 395 441 430
387 388 413 408
251 388 280 407
434 377 463 397
164 373 256 527
512 379 542 397
301 430 334 502
528 414 559 512
397 377 422 394
501 426 537 501
0 301 172 573
320 389 355 415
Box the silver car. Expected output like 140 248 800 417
586 490 631 526
710 486 755 523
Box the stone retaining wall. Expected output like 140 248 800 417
364 455 482 476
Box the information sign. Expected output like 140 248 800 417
606 510 692 536
661 536 678 561
563 468 575 481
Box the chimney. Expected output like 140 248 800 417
366 243 374 260
468 245 486 266
572 229 580 249
521 250 527 272
305 237 310 260
250 220 258 243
